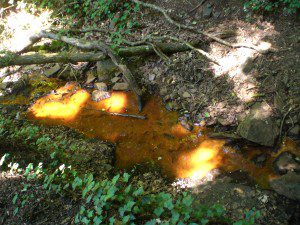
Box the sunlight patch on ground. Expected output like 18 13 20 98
0 6 52 52
210 22 275 102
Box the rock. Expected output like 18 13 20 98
252 153 267 167
149 74 156 81
288 125 300 136
85 71 96 84
0 82 8 90
203 3 213 18
92 90 110 102
160 87 168 96
273 151 300 175
111 76 121 83
208 132 241 140
179 117 193 131
237 102 278 146
44 64 61 78
112 82 129 91
218 117 234 126
270 172 300 201
97 60 118 81
213 11 221 18
94 82 107 91
182 92 191 98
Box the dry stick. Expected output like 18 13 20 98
152 35 220 65
147 42 170 63
83 107 146 120
132 0 262 52
189 0 207 14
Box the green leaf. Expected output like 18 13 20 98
164 199 174 210
133 187 144 197
154 207 164 217
109 216 115 225
13 207 19 215
124 201 135 211
12 194 18 204
112 174 120 184
171 211 179 223
81 217 90 224
123 173 130 182
122 215 131 224
182 195 193 207
145 219 156 225
93 216 103 225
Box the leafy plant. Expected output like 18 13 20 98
244 0 300 14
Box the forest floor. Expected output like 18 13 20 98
0 0 299 224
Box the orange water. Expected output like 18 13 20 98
24 82 299 187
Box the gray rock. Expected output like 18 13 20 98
44 64 61 78
288 125 300 136
111 76 121 83
85 71 96 84
91 90 110 102
269 172 300 201
273 151 300 175
213 11 221 18
97 59 118 81
182 92 191 98
0 82 9 90
112 82 129 91
94 82 107 91
252 153 267 167
149 74 156 81
203 4 213 18
179 117 193 131
237 102 279 146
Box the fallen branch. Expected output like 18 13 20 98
132 0 262 52
0 52 106 67
83 107 147 120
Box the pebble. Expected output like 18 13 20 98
182 92 191 98
94 82 107 91
112 82 129 91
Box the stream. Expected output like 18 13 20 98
14 81 296 188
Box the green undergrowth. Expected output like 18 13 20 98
244 0 300 14
0 114 260 224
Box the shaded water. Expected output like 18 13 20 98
15 82 299 187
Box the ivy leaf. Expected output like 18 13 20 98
112 174 120 185
145 219 156 225
122 215 131 224
154 207 164 217
93 216 103 225
171 211 179 223
133 187 144 197
123 173 130 182
12 194 18 204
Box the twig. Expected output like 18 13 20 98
83 108 147 120
132 0 262 52
147 42 171 63
278 105 299 144
189 0 207 14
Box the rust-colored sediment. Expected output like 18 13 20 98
25 82 299 187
